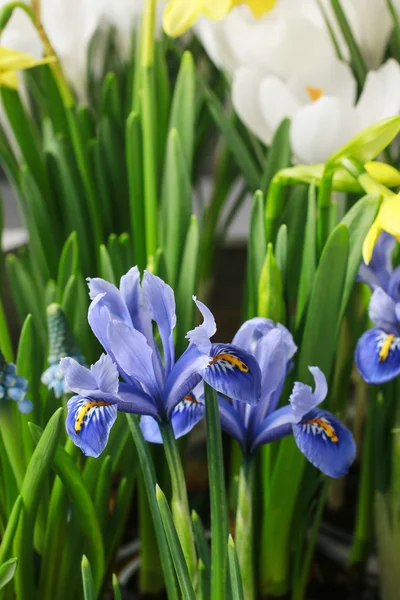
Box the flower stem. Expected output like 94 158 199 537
235 454 256 600
204 382 229 600
159 421 197 584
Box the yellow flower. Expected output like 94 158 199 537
0 47 55 90
359 173 400 264
163 0 277 37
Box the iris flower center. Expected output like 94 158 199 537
75 400 112 432
379 333 395 362
209 353 250 373
304 418 339 443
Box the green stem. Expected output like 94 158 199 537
0 404 25 488
159 422 197 583
317 166 334 253
235 455 256 600
0 297 14 363
204 383 229 600
349 385 375 565
265 178 285 244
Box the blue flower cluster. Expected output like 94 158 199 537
60 266 355 479
0 354 32 414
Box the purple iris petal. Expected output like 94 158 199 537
218 396 247 449
60 355 122 402
368 288 398 332
293 408 356 478
355 327 400 384
186 297 216 354
388 267 400 303
66 394 118 458
117 382 160 419
141 392 205 443
357 231 395 292
163 344 208 414
289 367 328 420
142 271 176 376
201 343 261 405
251 405 298 450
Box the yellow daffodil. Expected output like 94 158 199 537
359 173 400 264
0 47 55 90
163 0 277 37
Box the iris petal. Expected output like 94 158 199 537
90 354 119 394
369 288 398 330
60 357 97 393
66 395 118 457
293 408 356 478
201 343 262 405
355 327 400 384
164 344 208 414
141 395 205 443
357 231 395 291
218 396 247 449
186 297 216 354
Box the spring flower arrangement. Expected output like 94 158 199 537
0 0 399 599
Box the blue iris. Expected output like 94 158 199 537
0 359 32 414
61 267 261 457
217 318 356 478
356 232 400 384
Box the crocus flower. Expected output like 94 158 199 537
0 351 32 414
0 47 54 89
163 0 277 37
41 304 86 398
62 267 261 457
356 233 400 384
362 188 400 265
218 318 356 478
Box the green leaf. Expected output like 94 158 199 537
191 510 210 574
296 184 317 327
57 231 79 301
0 496 22 565
204 383 229 600
81 555 96 600
330 0 367 86
112 574 122 600
161 128 192 285
94 455 112 533
29 423 106 593
0 557 18 590
14 408 64 600
228 536 245 600
156 485 196 600
126 112 146 269
168 51 195 169
339 194 380 319
261 118 291 196
100 73 123 126
247 191 266 319
258 244 285 323
99 244 116 284
274 224 287 285
175 216 200 357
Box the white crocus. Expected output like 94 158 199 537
233 58 400 164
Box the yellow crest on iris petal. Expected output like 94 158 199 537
0 47 55 90
163 0 277 37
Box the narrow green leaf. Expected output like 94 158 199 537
204 383 229 600
81 555 96 600
57 231 79 301
228 536 245 600
99 244 116 284
258 243 285 323
94 455 112 533
100 73 123 126
156 485 196 600
274 224 287 285
261 118 291 196
247 191 266 318
0 557 18 590
169 51 195 168
0 496 22 564
191 510 210 573
126 111 146 269
112 574 122 600
296 184 317 327
175 216 199 357
141 67 158 256
330 0 367 86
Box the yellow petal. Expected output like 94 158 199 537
244 0 277 17
362 219 382 265
365 161 400 188
0 47 55 72
163 0 202 37
378 194 400 237
202 0 233 20
0 70 18 89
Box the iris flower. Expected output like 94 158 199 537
163 0 277 37
0 47 55 89
356 233 400 384
217 319 356 478
61 267 261 457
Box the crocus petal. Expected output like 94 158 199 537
293 408 356 478
164 344 209 414
66 395 118 457
163 0 201 37
142 271 176 376
107 320 161 402
355 327 400 384
218 395 247 449
362 219 382 265
232 67 272 145
201 343 261 405
186 297 216 354
60 357 97 393
368 287 398 330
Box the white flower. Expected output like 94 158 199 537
233 58 400 164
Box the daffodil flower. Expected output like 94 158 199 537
0 47 54 89
163 0 276 37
